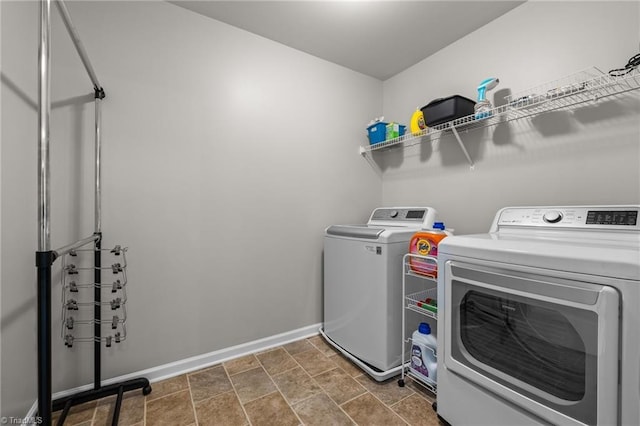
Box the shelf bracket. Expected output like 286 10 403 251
450 126 474 169
360 147 383 177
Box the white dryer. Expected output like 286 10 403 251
322 207 438 381
436 205 640 426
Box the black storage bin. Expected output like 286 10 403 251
421 95 476 127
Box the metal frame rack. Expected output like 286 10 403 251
398 254 438 392
360 66 640 168
36 1 150 425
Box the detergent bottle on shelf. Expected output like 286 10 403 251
410 322 437 384
408 222 450 277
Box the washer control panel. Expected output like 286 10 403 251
371 208 426 222
368 207 437 229
495 206 640 230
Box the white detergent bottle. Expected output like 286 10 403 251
410 322 437 384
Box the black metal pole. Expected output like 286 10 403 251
94 233 102 389
36 251 55 426
112 386 124 426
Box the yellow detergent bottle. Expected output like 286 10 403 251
410 108 427 135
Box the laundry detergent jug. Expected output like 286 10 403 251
408 222 450 277
410 322 437 384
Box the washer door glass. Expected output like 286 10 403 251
446 262 619 426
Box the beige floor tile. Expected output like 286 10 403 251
329 353 365 378
145 389 195 426
146 375 189 401
282 339 315 355
52 400 96 425
93 391 145 426
224 354 261 376
313 367 366 405
341 392 407 426
292 393 354 426
194 390 248 426
188 365 233 403
293 347 338 377
93 405 121 426
356 374 415 406
256 347 298 376
307 335 339 357
243 391 300 426
392 394 440 426
230 366 277 403
271 365 322 405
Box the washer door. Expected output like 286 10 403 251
443 261 619 426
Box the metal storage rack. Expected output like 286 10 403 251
35 2 150 425
360 66 640 168
398 253 438 395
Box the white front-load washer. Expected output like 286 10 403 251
436 205 640 426
322 207 438 381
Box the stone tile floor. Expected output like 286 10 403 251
53 335 440 425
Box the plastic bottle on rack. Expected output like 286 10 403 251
410 322 437 384
408 222 451 277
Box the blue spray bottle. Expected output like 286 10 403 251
474 77 499 119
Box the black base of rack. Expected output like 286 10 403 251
51 378 151 426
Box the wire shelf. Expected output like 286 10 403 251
405 288 438 319
361 66 640 157
403 254 438 280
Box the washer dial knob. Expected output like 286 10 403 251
543 210 563 223
390 210 399 218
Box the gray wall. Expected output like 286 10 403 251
381 1 640 234
1 1 381 416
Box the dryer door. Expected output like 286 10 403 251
443 261 619 426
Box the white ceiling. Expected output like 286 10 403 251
169 1 524 80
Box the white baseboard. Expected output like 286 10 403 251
24 323 321 423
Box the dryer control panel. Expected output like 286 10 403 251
493 206 640 231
